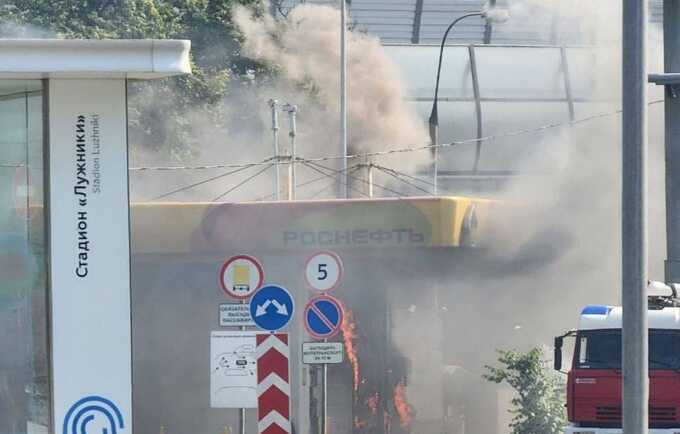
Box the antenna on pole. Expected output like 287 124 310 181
269 99 281 201
283 103 298 201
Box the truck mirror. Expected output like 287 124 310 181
554 336 563 371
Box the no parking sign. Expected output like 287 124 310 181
304 295 344 339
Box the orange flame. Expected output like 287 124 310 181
393 381 412 429
366 392 379 416
341 308 360 391
354 417 368 429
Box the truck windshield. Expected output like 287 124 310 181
576 329 680 370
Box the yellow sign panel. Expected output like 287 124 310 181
232 265 251 292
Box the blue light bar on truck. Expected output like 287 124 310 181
581 305 612 315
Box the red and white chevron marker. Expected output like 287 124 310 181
256 333 291 434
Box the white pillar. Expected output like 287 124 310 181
48 79 132 434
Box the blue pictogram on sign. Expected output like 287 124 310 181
304 295 344 339
63 395 124 434
249 284 295 331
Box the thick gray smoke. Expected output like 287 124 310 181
128 2 669 433
434 1 667 432
233 4 429 162
131 4 431 202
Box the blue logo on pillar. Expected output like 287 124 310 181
63 396 124 434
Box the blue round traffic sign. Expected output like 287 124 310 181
249 285 295 332
304 295 344 339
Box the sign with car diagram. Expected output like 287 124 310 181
210 331 257 408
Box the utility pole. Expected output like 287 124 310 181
340 0 348 198
269 99 281 201
622 1 649 434
367 163 374 198
662 1 680 284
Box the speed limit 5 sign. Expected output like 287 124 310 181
304 251 343 292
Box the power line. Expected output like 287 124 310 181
150 158 273 201
372 164 436 187
212 164 274 202
305 160 406 197
301 161 370 198
130 159 276 172
373 165 433 195
310 181 340 199
373 163 488 197
128 99 663 172
254 163 361 201
309 166 363 199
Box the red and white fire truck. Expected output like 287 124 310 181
554 283 680 434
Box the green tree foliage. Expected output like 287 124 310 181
484 348 567 434
0 0 267 158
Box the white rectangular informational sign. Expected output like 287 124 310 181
219 303 255 327
302 342 344 364
48 79 132 433
210 331 258 408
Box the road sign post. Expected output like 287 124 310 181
240 298 248 434
256 333 291 434
219 255 264 434
303 293 344 434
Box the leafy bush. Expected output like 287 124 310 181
484 348 567 434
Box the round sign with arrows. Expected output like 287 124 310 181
249 285 295 332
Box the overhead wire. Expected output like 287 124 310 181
372 165 434 196
372 163 443 189
305 160 406 197
309 166 363 199
130 159 276 172
301 161 370 198
254 162 361 201
128 99 664 172
211 164 274 202
137 99 665 201
309 181 340 199
150 157 274 201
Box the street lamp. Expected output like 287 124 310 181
428 8 509 194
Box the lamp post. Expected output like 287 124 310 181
340 0 348 198
428 9 509 195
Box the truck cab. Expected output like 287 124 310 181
555 294 680 434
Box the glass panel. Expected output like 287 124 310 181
0 80 49 434
577 329 680 370
649 331 680 370
383 45 473 100
475 46 565 100
578 337 588 365
576 330 622 369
